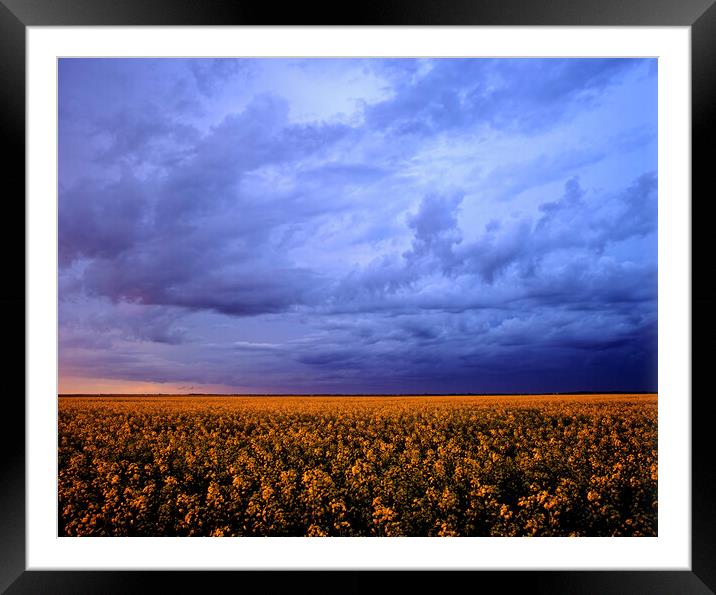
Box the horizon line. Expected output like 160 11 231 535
58 390 658 397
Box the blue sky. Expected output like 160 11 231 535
58 58 657 394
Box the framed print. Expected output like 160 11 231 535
4 0 714 592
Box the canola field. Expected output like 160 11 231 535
58 394 657 537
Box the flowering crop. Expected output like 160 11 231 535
58 394 657 536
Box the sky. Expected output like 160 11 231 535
58 58 657 394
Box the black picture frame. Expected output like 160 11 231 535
2 1 713 592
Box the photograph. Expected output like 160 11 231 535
0 0 708 585
57 56 659 538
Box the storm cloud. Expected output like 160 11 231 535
59 58 657 394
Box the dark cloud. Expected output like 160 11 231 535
404 191 464 271
153 94 350 223
457 173 657 284
58 173 151 266
60 300 188 348
366 58 641 137
93 106 199 166
188 58 252 97
60 94 351 317
58 58 657 393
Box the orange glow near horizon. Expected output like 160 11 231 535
58 376 246 395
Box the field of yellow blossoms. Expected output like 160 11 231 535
58 394 657 537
